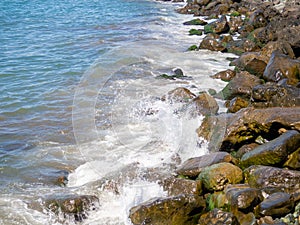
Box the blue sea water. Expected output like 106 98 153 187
0 0 234 224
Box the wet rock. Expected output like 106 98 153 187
251 83 300 108
198 208 239 225
240 130 300 168
185 92 219 116
45 195 99 222
217 71 263 100
236 143 260 159
183 18 207 25
199 33 226 52
283 147 300 170
244 165 300 193
235 211 256 225
204 15 230 34
255 192 294 218
162 87 196 103
197 107 300 152
225 185 263 213
189 28 202 36
211 69 236 82
227 97 249 113
129 194 206 225
263 51 300 86
176 152 237 178
198 162 243 191
162 177 202 196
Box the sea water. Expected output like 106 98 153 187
0 0 236 224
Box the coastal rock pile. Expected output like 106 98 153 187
129 0 300 224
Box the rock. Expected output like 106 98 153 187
129 194 206 225
189 28 203 36
204 15 230 34
248 9 267 29
251 83 300 108
207 191 229 211
197 107 300 152
260 41 295 60
225 185 263 213
276 25 300 55
255 192 294 218
198 208 239 225
162 87 196 103
45 195 99 222
240 130 300 168
229 16 243 33
198 162 243 191
176 152 237 178
188 44 198 51
227 97 249 113
199 33 226 52
236 143 259 159
263 51 300 86
283 147 300 170
217 71 263 100
183 18 207 25
162 177 202 196
230 52 267 77
244 165 300 193
185 92 219 116
211 69 236 82
235 211 256 225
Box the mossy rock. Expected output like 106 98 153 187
183 18 207 25
189 29 203 36
188 45 198 51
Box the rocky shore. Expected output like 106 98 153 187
128 0 300 224
39 0 300 224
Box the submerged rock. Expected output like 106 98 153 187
129 194 206 225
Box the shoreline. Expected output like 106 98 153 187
129 0 300 224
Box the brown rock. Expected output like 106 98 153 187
204 15 230 34
283 147 300 170
217 71 263 100
229 16 243 33
199 34 226 52
244 165 300 193
227 97 249 113
162 87 196 103
197 107 300 152
255 192 294 218
198 162 243 191
198 208 239 225
236 143 259 159
176 152 237 178
162 177 202 196
185 92 219 116
249 9 267 29
260 41 295 60
129 194 206 225
263 51 300 86
211 69 236 82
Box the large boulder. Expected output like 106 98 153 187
162 177 202 196
263 51 300 86
240 130 300 168
176 152 237 178
199 33 226 52
197 107 300 152
244 165 300 193
129 194 206 225
204 15 230 34
198 162 243 191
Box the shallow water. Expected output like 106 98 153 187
0 0 236 224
